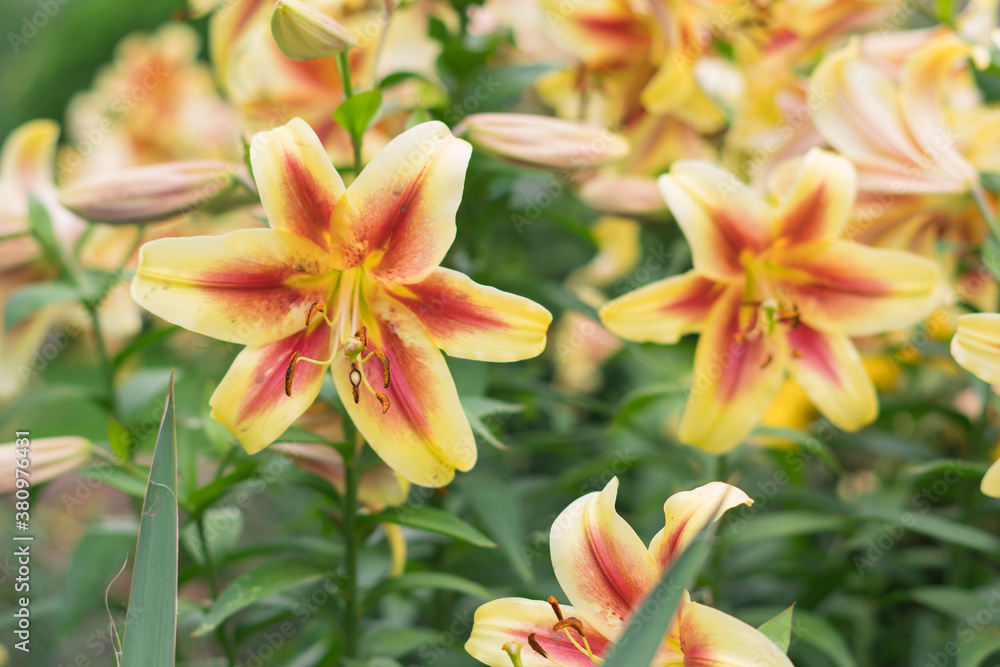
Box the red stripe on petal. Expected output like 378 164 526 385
279 151 336 252
785 325 840 385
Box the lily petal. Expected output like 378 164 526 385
332 280 476 488
773 148 856 244
678 286 785 453
330 121 472 284
952 313 1000 385
209 319 334 455
466 598 611 667
659 162 771 282
250 117 345 252
981 458 1000 498
648 482 752 570
131 228 333 346
550 477 658 640
679 601 793 667
0 119 58 211
785 324 878 431
773 240 940 337
599 271 723 344
390 267 551 362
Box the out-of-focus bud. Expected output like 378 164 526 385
454 113 630 171
577 173 666 214
59 160 256 224
0 436 91 494
271 0 356 61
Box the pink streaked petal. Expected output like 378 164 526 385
389 267 551 362
785 324 878 431
550 477 658 641
772 148 856 244
678 286 785 453
599 270 723 344
773 240 940 337
951 313 1000 386
330 121 472 284
680 601 793 666
131 228 334 346
209 319 334 455
648 482 753 570
250 117 345 252
332 280 476 488
659 162 770 283
466 598 612 667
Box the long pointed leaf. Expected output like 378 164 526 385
121 373 178 667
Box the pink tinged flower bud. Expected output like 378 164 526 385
59 160 254 224
0 436 91 494
454 113 630 171
270 0 356 61
577 173 667 215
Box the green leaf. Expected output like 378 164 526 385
364 571 493 607
790 610 858 667
181 508 244 567
369 506 496 548
860 509 1000 555
91 467 150 499
726 512 843 547
361 626 442 659
462 396 523 451
379 71 431 89
601 519 717 667
981 172 1000 193
4 282 80 329
27 195 60 264
113 325 181 369
334 89 383 139
108 417 132 463
458 474 533 582
758 605 795 653
910 586 993 619
121 373 179 667
959 628 1000 667
60 518 138 631
193 559 330 636
753 426 843 472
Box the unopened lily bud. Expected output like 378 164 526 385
59 160 254 224
454 113 630 171
577 173 666 214
0 436 91 494
271 0 356 61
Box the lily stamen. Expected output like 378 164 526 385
285 349 339 397
344 326 391 413
547 595 564 621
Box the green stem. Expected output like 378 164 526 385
341 430 362 658
0 230 31 243
86 303 116 415
199 517 237 666
972 184 1000 245
336 50 364 175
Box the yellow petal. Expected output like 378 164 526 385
389 267 551 363
952 313 1000 386
679 601 793 666
332 280 476 488
330 121 472 284
131 228 333 346
549 477 658 640
568 216 642 289
0 119 59 213
773 240 940 337
466 598 611 667
659 162 771 283
648 482 752 569
209 320 334 455
678 286 785 453
599 271 723 344
773 148 856 244
981 458 1000 498
785 324 878 431
641 47 696 116
250 117 346 253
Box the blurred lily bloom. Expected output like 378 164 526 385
271 0 356 61
600 149 940 453
951 313 1000 497
132 118 551 487
60 160 254 224
466 477 793 666
0 437 91 494
455 114 629 171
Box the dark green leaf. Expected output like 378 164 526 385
4 282 79 329
369 506 496 547
458 474 533 582
364 571 493 607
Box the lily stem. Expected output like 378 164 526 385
341 419 362 658
336 50 364 176
85 303 116 415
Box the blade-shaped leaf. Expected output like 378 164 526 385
363 571 493 608
4 282 79 329
758 605 795 653
193 559 330 636
369 506 496 548
120 373 178 667
458 474 533 582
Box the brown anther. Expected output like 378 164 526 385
734 332 746 344
373 349 391 388
305 302 325 327
791 348 803 358
741 300 763 307
349 367 362 404
547 595 564 621
376 392 390 414
353 325 368 350
527 633 548 659
285 352 300 397
759 353 773 369
553 618 586 638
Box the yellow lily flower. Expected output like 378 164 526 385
132 118 551 487
600 148 940 453
466 477 793 667
951 313 1000 497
